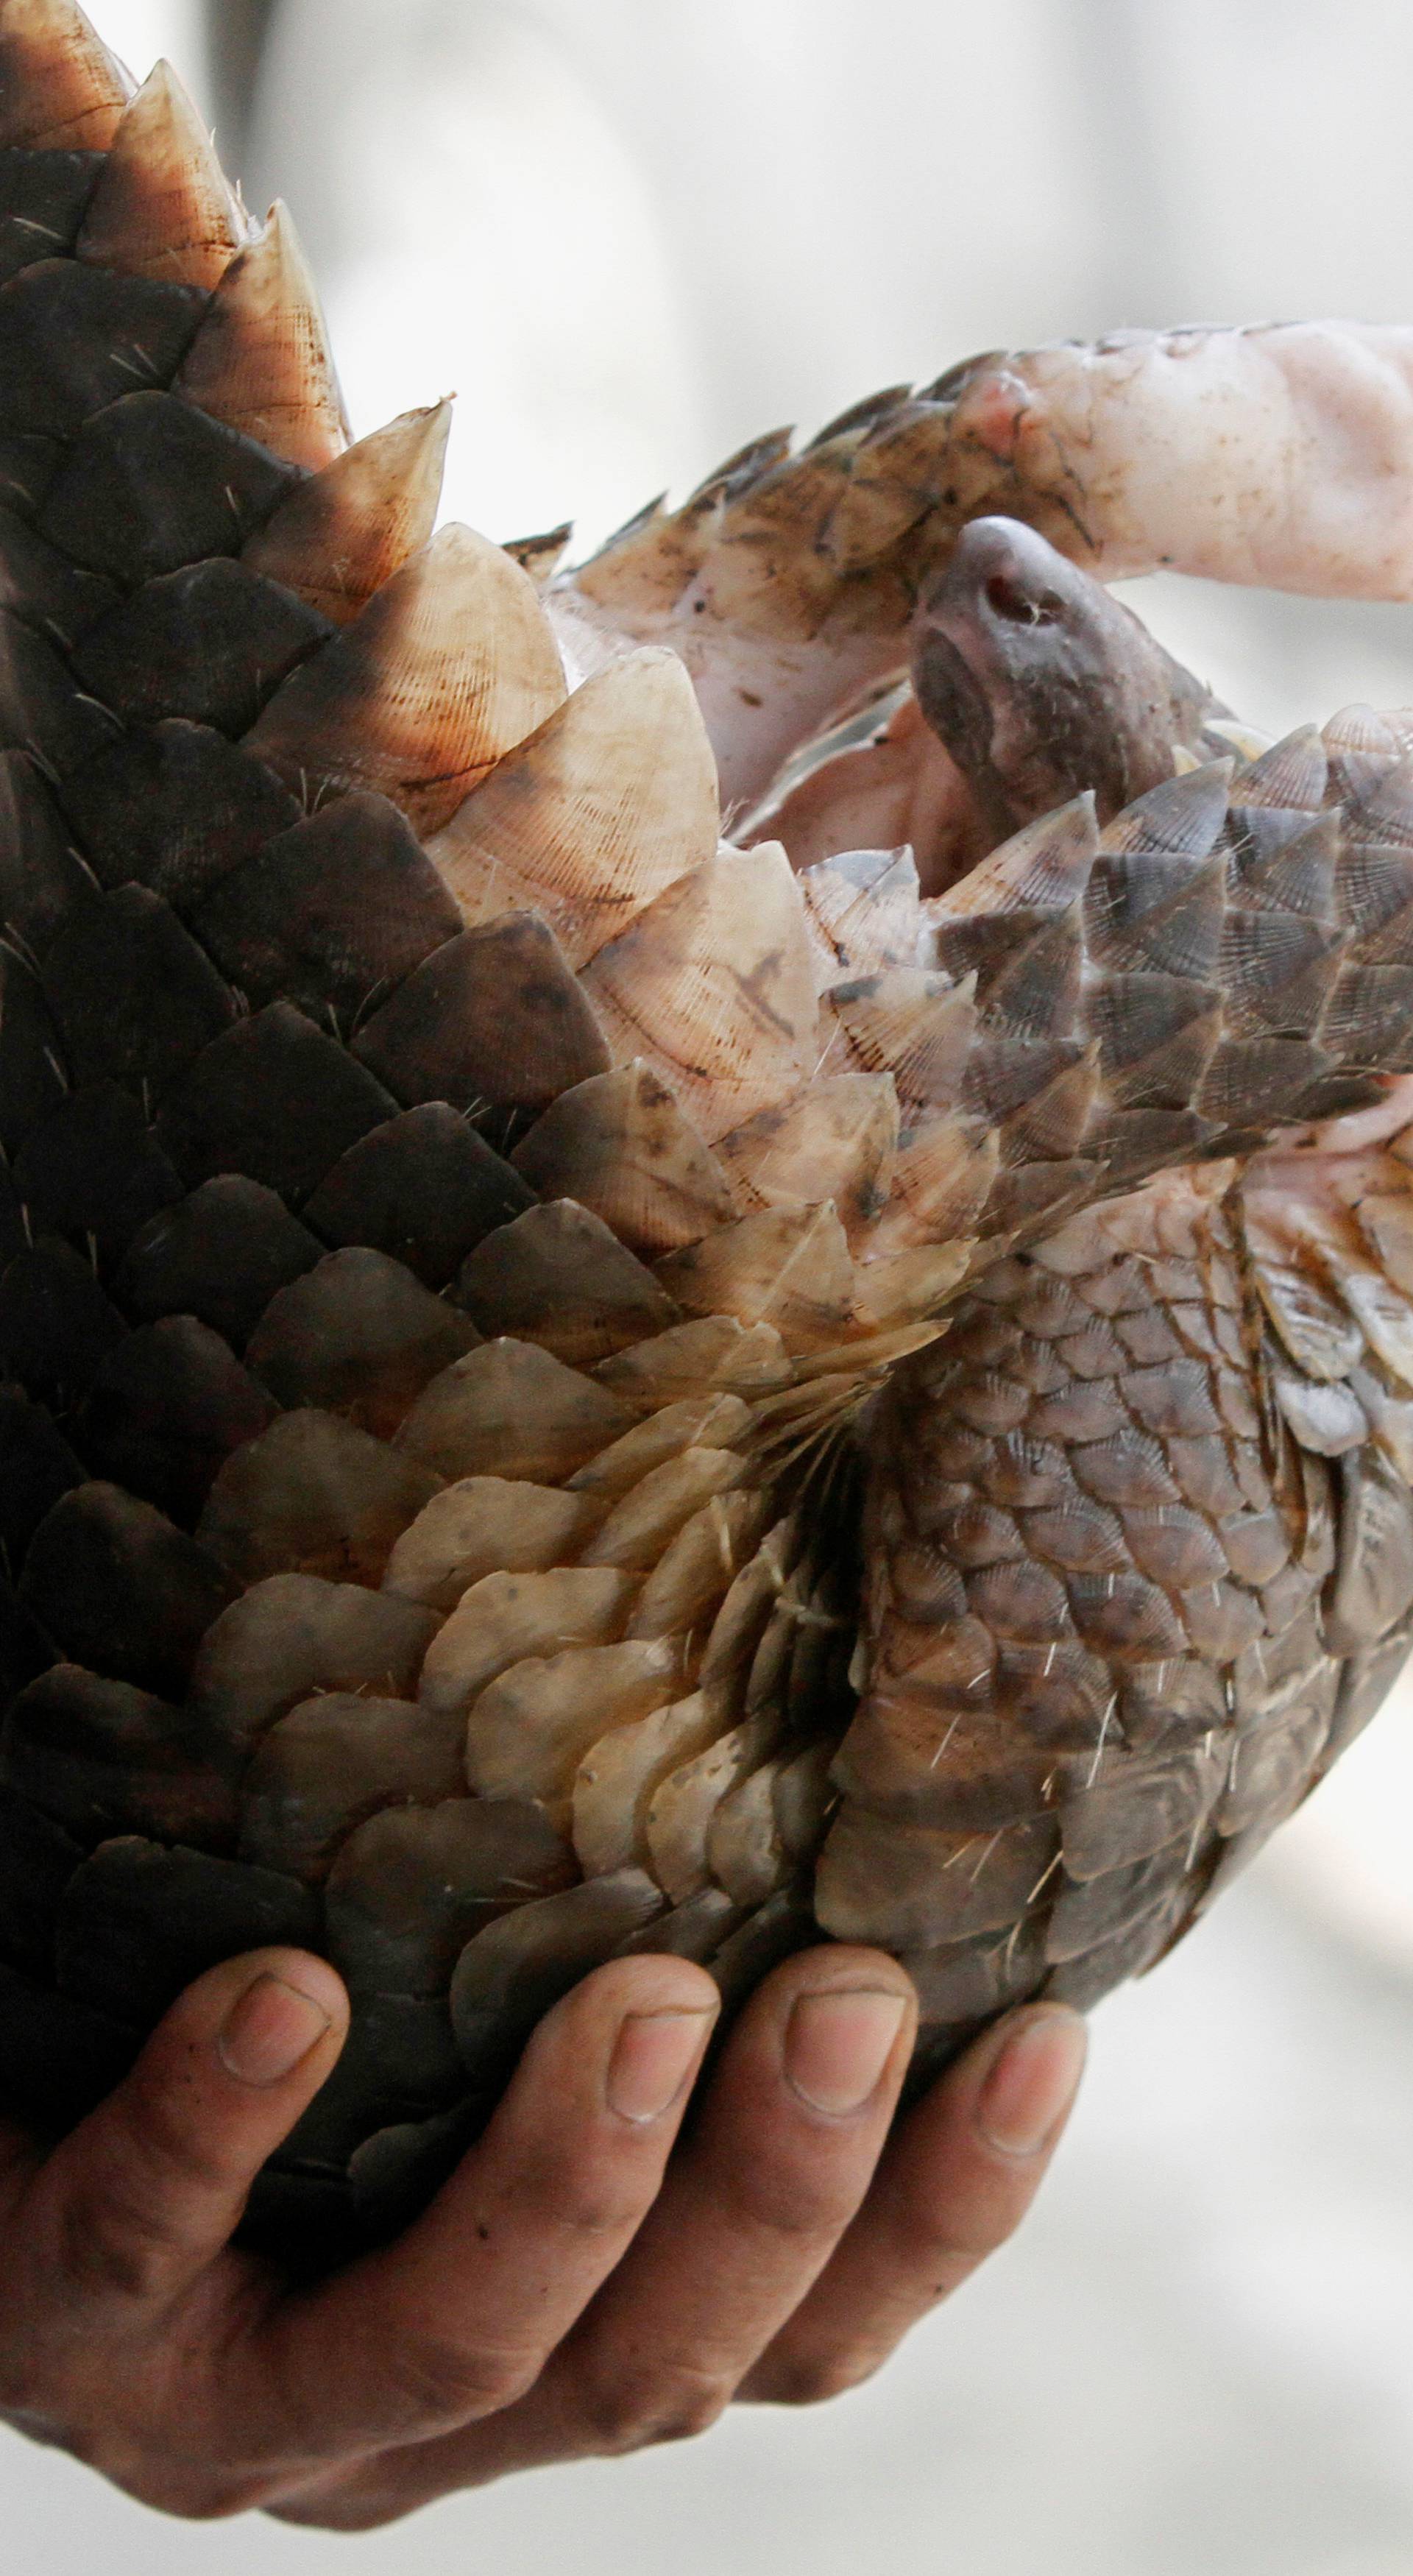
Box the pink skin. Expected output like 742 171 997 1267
559 320 1413 810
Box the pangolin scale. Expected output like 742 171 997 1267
3 0 1413 2271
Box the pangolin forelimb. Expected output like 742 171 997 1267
558 321 1413 807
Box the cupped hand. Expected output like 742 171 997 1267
0 1944 1086 2528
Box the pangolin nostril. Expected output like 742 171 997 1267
984 570 1045 624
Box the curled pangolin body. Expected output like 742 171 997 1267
2 0 1413 2270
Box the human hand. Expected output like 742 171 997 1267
0 1944 1085 2527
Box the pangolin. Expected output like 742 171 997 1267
4 0 1413 2273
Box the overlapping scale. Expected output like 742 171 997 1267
242 402 450 620
74 60 243 288
177 199 348 470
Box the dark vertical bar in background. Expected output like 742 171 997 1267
1066 0 1186 332
206 0 283 181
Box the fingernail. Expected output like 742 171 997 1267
976 2009 1088 2157
218 1973 332 2089
785 1986 907 2115
606 2006 716 2123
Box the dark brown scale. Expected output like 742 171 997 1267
18 1479 234 1694
0 1786 85 1976
40 883 236 1096
1 1661 238 1850
243 1247 480 1437
706 1886 821 2015
0 432 60 520
54 1835 319 2023
0 1237 126 1400
238 1693 467 1886
195 1408 442 1590
280 1992 464 2167
153 1002 398 1203
0 145 102 282
0 259 206 437
191 790 461 1023
450 1869 665 2082
114 1176 324 1348
0 747 91 952
0 599 118 768
302 1105 536 1289
13 1081 181 1257
454 1200 676 1362
323 1798 576 1996
0 1960 141 2132
57 718 302 908
0 1387 84 1557
38 389 299 584
71 557 332 735
74 1314 278 1522
188 1574 439 1751
353 914 612 1114
0 498 114 641
0 1580 54 1705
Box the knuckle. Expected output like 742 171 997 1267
65 2427 247 2523
580 2359 734 2453
511 2151 646 2245
735 2168 858 2248
121 2468 262 2522
762 2345 885 2407
1 2379 266 2526
907 2187 1022 2271
378 2328 539 2430
56 2181 188 2307
52 2099 238 2310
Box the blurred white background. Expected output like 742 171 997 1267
9 1 1413 2566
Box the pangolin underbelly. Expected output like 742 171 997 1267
4 0 1413 2272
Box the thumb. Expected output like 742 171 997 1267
20 1947 348 2327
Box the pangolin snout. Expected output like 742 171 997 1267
918 515 1072 643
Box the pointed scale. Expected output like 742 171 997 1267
75 60 244 289
798 843 921 990
244 523 567 832
428 648 719 967
243 402 451 623
177 200 348 471
503 523 573 590
0 0 131 150
825 968 977 1111
581 841 819 1144
715 1072 899 1241
656 1200 859 1352
861 1116 1000 1257
511 1061 740 1259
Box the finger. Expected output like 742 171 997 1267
739 2001 1087 2404
528 1947 918 2452
266 1945 919 2527
17 1950 348 2332
251 1955 718 2468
